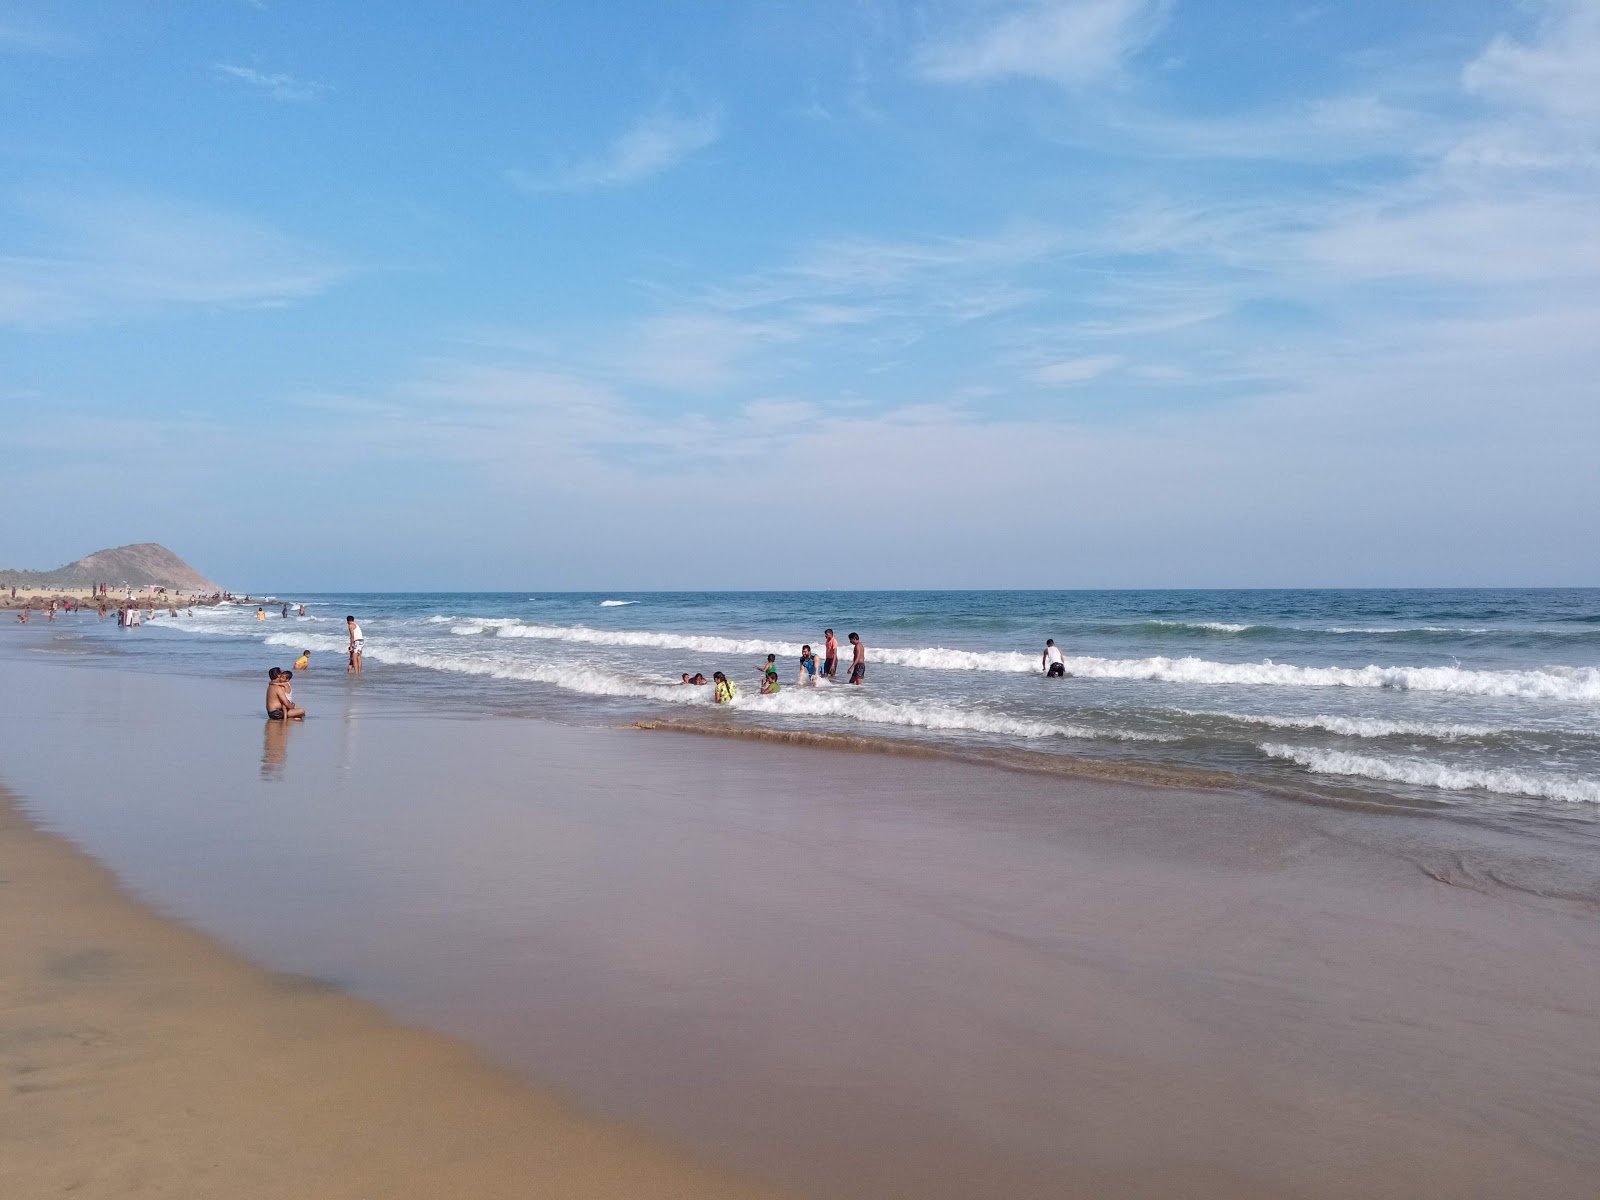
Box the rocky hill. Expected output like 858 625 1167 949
0 544 222 593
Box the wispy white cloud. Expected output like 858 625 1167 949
915 0 1171 87
0 190 347 326
1462 0 1600 119
213 63 330 101
1033 354 1120 384
508 110 722 193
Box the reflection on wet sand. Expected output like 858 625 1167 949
261 718 292 780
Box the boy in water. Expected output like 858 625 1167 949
294 650 310 671
760 658 781 694
847 632 865 685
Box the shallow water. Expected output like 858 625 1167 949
47 589 1600 827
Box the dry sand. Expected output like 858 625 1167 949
0 785 784 1200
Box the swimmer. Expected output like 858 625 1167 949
798 644 818 686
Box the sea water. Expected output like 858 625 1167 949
54 589 1600 821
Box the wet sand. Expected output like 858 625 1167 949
2 646 1598 1198
0 782 786 1199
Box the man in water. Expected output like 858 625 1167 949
281 603 289 618
847 632 865 685
798 644 818 687
346 615 364 674
1042 638 1066 678
822 629 839 680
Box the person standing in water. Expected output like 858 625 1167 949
798 645 818 687
822 629 839 681
847 632 865 685
1042 638 1066 678
346 615 364 674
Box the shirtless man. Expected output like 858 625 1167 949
847 632 865 685
822 628 839 680
265 667 306 721
346 615 364 674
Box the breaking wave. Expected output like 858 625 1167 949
1176 710 1563 742
1260 744 1600 804
259 631 1164 744
427 619 1600 700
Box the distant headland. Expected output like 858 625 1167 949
0 543 223 595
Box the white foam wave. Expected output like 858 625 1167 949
1260 744 1600 805
429 618 1600 700
1321 626 1492 635
1176 710 1541 741
600 599 638 607
1059 655 1600 702
257 632 1164 743
1147 620 1252 633
743 688 1174 742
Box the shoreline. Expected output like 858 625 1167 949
0 782 786 1199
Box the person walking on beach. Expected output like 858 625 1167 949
346 615 364 673
822 629 839 680
1042 638 1066 678
713 671 737 704
847 632 865 685
798 644 818 687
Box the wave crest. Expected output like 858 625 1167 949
1260 743 1600 804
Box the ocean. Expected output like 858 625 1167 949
59 587 1600 824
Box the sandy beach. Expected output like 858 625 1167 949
2 639 1598 1198
0 778 787 1199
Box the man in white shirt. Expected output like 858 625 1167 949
1042 638 1066 678
346 615 364 674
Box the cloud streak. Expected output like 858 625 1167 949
509 110 722 193
915 0 1171 86
213 63 330 101
0 190 347 326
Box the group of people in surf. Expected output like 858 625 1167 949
680 629 867 704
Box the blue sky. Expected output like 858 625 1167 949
3 0 1597 589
